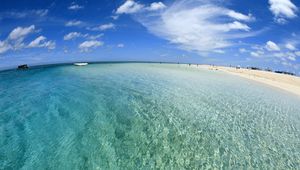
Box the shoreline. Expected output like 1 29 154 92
0 61 178 72
192 64 300 97
1 61 300 97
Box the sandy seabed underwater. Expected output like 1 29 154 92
0 63 299 169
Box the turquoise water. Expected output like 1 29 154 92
0 63 299 169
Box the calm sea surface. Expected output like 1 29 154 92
0 63 299 169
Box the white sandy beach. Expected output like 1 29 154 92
191 64 300 97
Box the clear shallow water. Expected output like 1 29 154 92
0 63 299 169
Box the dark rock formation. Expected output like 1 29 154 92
17 64 29 70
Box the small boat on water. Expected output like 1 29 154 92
74 62 88 66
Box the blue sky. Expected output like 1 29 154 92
0 0 300 73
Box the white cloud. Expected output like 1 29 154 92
8 25 35 40
28 36 55 49
116 1 166 14
288 54 296 61
249 45 265 57
275 18 288 24
0 25 55 54
268 0 298 23
239 48 247 53
34 9 48 17
274 52 297 61
249 42 299 70
79 40 103 52
147 2 166 11
0 41 11 54
226 21 251 31
5 25 37 50
65 20 83 27
64 32 84 40
87 34 103 40
214 49 225 54
0 9 48 19
281 61 293 67
227 10 255 22
98 23 115 31
249 41 299 67
64 32 103 40
265 41 281 51
136 0 256 53
111 15 119 20
285 43 296 50
251 51 260 57
116 0 144 14
28 36 46 47
117 43 125 48
257 50 265 55
68 3 84 10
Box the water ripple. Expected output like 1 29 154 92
0 63 299 169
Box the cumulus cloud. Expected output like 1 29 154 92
249 48 264 57
28 36 46 47
28 36 55 49
68 3 84 10
147 2 167 11
99 23 115 31
6 25 37 50
95 23 115 31
0 25 55 54
227 10 255 22
268 0 298 24
87 34 103 40
226 21 251 31
249 41 299 67
248 40 299 69
116 0 144 14
64 32 103 40
65 20 83 27
116 0 166 14
134 0 256 53
274 52 297 61
64 32 84 40
8 25 35 40
285 43 296 50
265 41 281 51
79 40 103 52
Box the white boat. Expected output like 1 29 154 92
74 62 88 66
